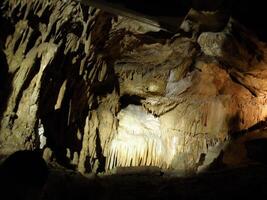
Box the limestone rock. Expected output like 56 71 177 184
2 0 267 175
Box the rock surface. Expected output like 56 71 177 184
1 0 267 174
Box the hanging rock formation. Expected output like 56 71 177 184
0 0 117 173
1 0 267 174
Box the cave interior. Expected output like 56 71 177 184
1 0 267 199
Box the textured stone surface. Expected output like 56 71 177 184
0 0 116 174
1 0 267 174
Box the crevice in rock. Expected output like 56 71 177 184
229 72 257 97
24 29 41 55
95 128 106 173
119 95 144 109
0 48 11 123
13 33 24 54
2 0 267 176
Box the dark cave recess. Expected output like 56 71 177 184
95 0 267 41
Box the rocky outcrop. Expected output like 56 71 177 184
1 0 267 174
0 0 116 173
107 15 267 172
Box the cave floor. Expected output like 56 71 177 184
41 164 267 200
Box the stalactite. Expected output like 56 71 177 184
0 0 116 171
106 105 176 170
2 0 267 174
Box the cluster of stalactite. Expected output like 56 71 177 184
0 0 119 173
105 14 267 172
1 0 267 174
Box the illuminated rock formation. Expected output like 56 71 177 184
1 0 267 174
107 105 178 169
109 17 267 172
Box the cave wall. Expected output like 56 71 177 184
1 0 267 174
0 0 119 173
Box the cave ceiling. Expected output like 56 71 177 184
0 0 267 174
78 0 267 40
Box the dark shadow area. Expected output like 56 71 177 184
230 0 267 42
0 47 10 122
107 0 191 17
245 138 267 164
0 5 15 42
41 109 78 170
95 128 106 173
139 30 174 41
93 74 118 96
0 7 13 124
38 42 75 169
12 162 267 200
89 0 267 40
0 150 48 200
119 94 144 109
231 120 267 139
158 164 267 200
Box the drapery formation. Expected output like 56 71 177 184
1 0 267 174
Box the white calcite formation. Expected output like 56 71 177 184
107 18 267 172
106 105 179 170
2 0 267 174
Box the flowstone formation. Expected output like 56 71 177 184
107 105 178 169
1 0 267 174
106 13 267 172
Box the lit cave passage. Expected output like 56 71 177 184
1 0 267 199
